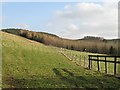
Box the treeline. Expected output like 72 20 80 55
83 36 104 40
2 28 120 55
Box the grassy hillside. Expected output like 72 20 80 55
2 31 120 89
2 29 120 55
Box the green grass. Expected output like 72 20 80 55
2 32 120 89
61 49 120 75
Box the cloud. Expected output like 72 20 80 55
16 24 30 29
47 1 118 39
67 24 79 32
64 5 71 9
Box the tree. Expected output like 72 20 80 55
109 46 114 54
71 45 74 50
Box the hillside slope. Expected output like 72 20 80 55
2 31 120 88
2 29 120 55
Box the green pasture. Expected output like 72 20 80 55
1 32 120 89
60 49 120 75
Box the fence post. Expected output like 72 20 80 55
105 56 107 74
97 56 100 71
73 55 75 61
75 54 77 64
89 55 91 69
66 50 68 56
91 57 92 69
70 52 71 59
84 56 85 67
114 57 117 75
79 55 81 65
76 54 77 60
71 53 73 61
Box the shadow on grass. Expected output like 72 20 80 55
62 68 74 76
2 68 120 89
52 68 120 89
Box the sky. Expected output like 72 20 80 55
1 0 119 39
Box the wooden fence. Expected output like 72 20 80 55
88 55 120 75
60 48 120 75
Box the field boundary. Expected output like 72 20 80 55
60 48 120 76
88 55 120 75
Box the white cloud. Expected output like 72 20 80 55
16 24 30 30
68 24 79 31
46 1 118 39
64 5 71 9
46 23 52 27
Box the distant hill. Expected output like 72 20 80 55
82 36 104 41
1 28 120 55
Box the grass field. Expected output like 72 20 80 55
1 31 120 89
60 49 120 75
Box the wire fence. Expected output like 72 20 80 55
60 48 120 76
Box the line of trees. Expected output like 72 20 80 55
2 28 120 55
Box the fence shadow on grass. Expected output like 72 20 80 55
52 68 120 89
2 68 120 89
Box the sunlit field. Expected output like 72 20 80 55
2 32 120 89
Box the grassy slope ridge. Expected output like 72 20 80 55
2 29 120 55
2 32 120 88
